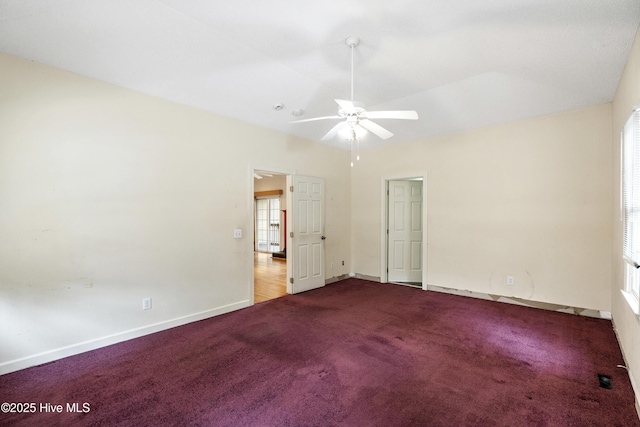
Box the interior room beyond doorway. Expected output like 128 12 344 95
254 252 287 303
253 170 288 303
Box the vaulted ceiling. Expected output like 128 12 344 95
1 1 639 148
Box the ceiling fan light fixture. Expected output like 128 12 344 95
339 126 355 141
339 123 367 141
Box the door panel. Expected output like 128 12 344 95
388 180 423 283
290 175 325 293
298 245 308 279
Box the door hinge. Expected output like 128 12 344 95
289 277 294 284
290 186 294 192
290 231 294 238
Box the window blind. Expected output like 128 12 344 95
623 109 640 269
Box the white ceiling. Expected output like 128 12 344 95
1 0 639 149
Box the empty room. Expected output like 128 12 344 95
2 1 640 426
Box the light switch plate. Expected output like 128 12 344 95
234 229 242 239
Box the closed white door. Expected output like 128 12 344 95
289 175 325 293
388 180 423 283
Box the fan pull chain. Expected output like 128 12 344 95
350 139 354 167
349 137 360 167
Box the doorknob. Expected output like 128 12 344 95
321 236 326 240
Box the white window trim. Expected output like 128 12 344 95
621 289 640 316
622 107 640 313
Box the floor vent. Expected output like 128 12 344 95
598 373 612 389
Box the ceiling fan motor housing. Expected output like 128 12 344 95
345 36 360 47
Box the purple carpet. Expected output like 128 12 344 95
1 279 638 426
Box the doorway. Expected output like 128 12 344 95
253 169 289 303
251 168 327 303
383 177 426 289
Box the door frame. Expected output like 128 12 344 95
250 164 296 304
380 173 428 289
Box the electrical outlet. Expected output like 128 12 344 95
507 276 515 286
342 260 345 266
330 262 334 269
142 298 152 310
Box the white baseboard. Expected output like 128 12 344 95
618 335 640 420
425 284 612 319
611 317 640 420
353 273 380 282
0 300 252 376
325 274 350 284
349 275 611 319
634 373 640 422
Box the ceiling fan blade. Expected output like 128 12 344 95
321 121 346 141
289 115 341 124
366 110 418 120
359 119 394 140
335 99 356 113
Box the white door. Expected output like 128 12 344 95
288 175 325 293
388 180 423 283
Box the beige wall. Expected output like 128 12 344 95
352 104 613 311
612 26 640 407
0 52 351 372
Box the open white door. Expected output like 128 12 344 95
388 180 423 283
288 175 325 293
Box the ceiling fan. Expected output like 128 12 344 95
290 36 418 142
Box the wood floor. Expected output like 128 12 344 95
254 252 287 303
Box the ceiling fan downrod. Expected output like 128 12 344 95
345 36 359 102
